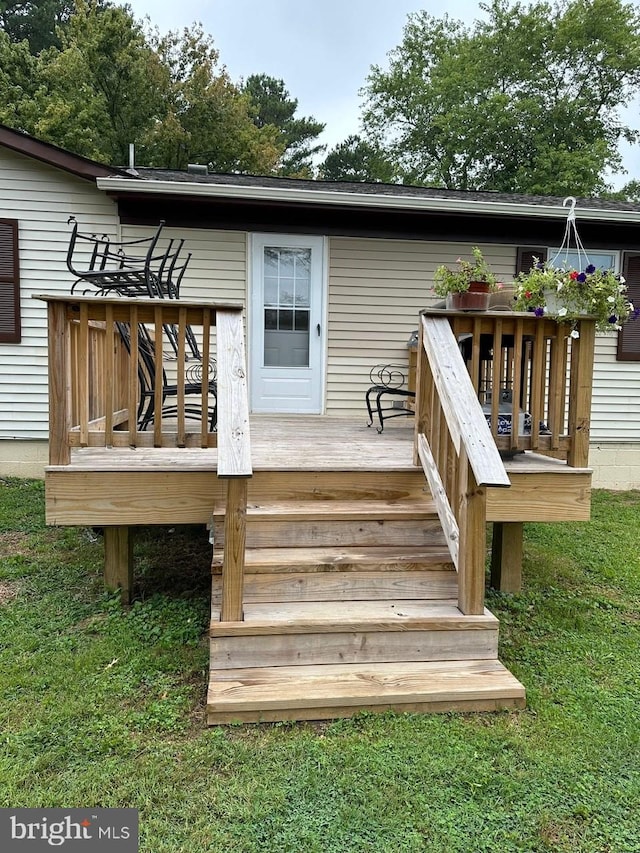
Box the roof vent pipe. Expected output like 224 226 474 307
187 163 208 175
129 143 135 170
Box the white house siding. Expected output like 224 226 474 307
120 225 247 304
325 237 515 416
587 334 640 489
0 147 119 443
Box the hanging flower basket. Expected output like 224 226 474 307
513 198 636 332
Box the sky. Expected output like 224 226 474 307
123 0 482 153
124 0 637 185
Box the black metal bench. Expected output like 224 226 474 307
365 363 415 433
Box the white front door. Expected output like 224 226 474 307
250 234 326 413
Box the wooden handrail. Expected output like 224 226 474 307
420 315 510 489
414 314 510 615
215 308 252 622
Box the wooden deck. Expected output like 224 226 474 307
39 297 598 723
46 416 591 527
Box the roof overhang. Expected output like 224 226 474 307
0 124 130 181
97 176 640 225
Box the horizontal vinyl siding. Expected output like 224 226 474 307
121 225 246 302
0 148 118 439
326 237 515 415
591 334 640 441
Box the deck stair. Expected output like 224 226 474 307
207 478 525 723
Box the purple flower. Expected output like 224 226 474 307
534 307 545 317
608 315 618 324
633 308 640 320
577 272 587 283
535 262 545 270
586 264 596 274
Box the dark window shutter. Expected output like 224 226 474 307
617 253 640 361
516 247 547 276
0 219 21 344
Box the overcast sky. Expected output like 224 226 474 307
124 0 637 185
124 0 482 152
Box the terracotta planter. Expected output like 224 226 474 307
446 287 491 311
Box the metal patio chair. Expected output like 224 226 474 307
365 363 415 433
116 322 217 432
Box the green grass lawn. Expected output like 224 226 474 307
1 478 639 853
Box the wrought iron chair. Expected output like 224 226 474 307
66 217 201 359
116 322 217 432
365 363 415 433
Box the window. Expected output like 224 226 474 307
515 247 547 275
0 219 21 343
548 248 618 273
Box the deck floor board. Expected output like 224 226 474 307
53 416 586 475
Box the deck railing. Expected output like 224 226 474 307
414 314 511 615
428 309 597 468
414 309 597 614
39 294 252 617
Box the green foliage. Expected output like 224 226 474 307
514 258 633 329
319 134 399 182
243 73 325 176
0 29 38 128
1 482 640 852
140 27 281 173
0 2 283 172
433 246 498 295
0 0 75 53
27 0 163 164
362 0 640 195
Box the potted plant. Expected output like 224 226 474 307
433 246 498 310
513 259 636 332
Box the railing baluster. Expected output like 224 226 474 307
153 306 163 447
490 320 503 442
548 329 565 449
510 320 523 452
201 308 211 448
530 324 546 449
78 302 89 447
129 307 139 447
567 318 596 468
105 305 114 446
177 306 187 447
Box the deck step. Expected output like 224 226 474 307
210 600 498 669
207 659 526 723
212 497 442 549
211 599 495 635
213 497 438 522
211 569 457 604
211 544 451 573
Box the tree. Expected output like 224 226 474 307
362 0 640 195
319 134 398 182
11 3 281 172
0 29 38 127
140 27 281 172
27 0 161 164
0 0 76 53
243 73 325 176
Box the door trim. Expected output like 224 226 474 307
248 233 327 414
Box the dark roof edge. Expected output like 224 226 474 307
0 123 134 181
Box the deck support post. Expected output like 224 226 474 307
490 522 523 594
457 456 487 616
221 479 248 621
104 526 134 604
